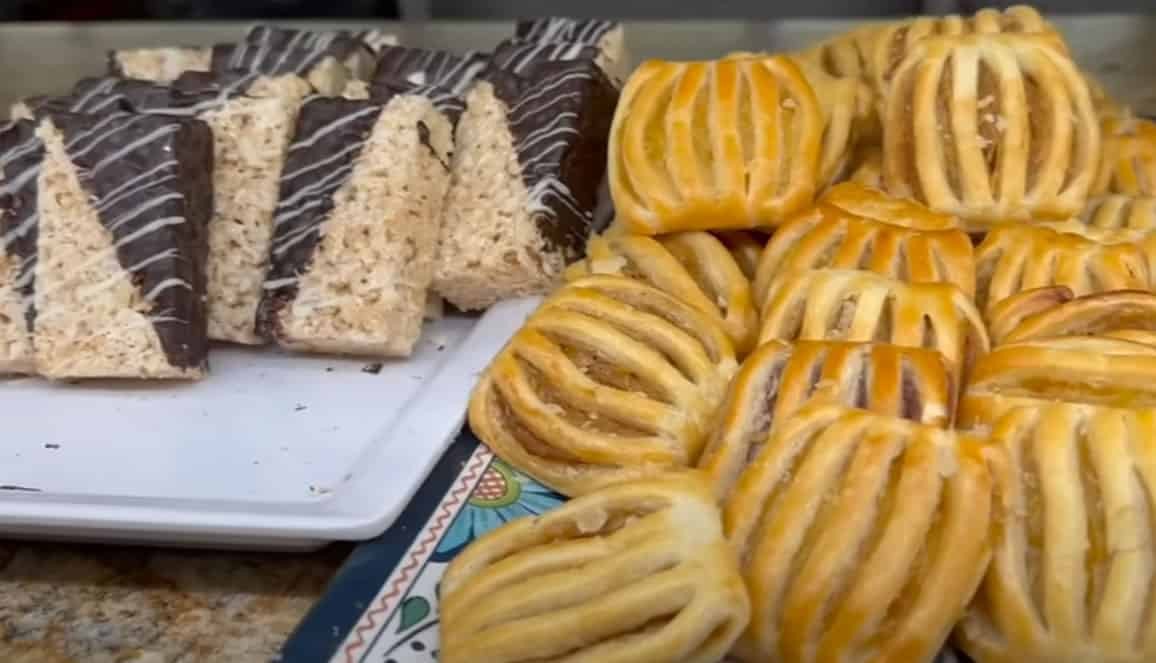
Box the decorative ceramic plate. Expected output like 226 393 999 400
278 426 973 663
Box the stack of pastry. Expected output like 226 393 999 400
456 5 1156 663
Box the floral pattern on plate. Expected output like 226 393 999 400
280 428 976 663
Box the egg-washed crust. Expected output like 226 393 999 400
958 336 1156 428
754 184 974 305
958 402 1156 663
469 275 737 498
987 286 1156 345
724 402 994 663
566 231 758 355
697 339 955 499
758 268 989 376
883 33 1098 229
975 224 1149 314
439 473 750 663
608 56 824 233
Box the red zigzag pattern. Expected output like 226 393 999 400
341 448 492 662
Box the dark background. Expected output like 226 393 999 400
0 0 1150 22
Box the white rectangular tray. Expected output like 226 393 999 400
0 297 539 551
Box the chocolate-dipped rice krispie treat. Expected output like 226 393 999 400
371 45 488 94
513 17 628 84
19 74 311 345
33 112 213 379
433 60 619 311
258 92 452 357
108 47 213 84
364 46 490 126
0 121 41 374
108 26 395 94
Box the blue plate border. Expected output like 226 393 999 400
276 426 481 663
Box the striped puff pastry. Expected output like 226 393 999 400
440 474 750 663
986 286 1156 345
868 5 1063 96
957 336 1156 429
754 183 974 305
883 34 1100 229
715 230 766 281
697 340 955 498
724 403 995 663
566 231 758 355
468 275 737 497
957 403 1156 663
975 224 1150 314
1094 116 1156 196
758 269 989 376
608 56 824 234
1044 195 1156 284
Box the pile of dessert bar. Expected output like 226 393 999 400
0 18 624 380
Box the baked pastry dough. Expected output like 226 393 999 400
1093 116 1156 196
715 230 765 280
608 56 824 233
790 54 877 186
566 232 758 354
987 286 1156 345
848 145 884 189
754 184 974 305
697 340 954 498
469 275 737 497
440 473 751 663
975 224 1149 314
799 24 882 81
957 336 1156 428
1080 194 1156 233
869 5 1064 96
956 402 1156 663
758 269 989 375
883 34 1100 228
724 403 994 663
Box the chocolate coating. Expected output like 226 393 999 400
372 45 488 95
486 60 619 260
514 17 617 45
49 112 213 370
257 97 383 339
0 120 43 330
215 26 370 77
489 38 600 77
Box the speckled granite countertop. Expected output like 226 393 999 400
0 541 349 663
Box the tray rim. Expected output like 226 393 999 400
0 297 539 549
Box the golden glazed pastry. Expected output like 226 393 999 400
1053 195 1156 283
790 54 877 186
697 340 955 498
1102 329 1156 347
715 230 766 280
869 5 1064 95
957 403 1156 663
1080 194 1156 233
848 144 885 189
975 224 1149 314
986 286 1156 345
440 474 751 663
753 184 974 305
724 403 994 663
883 34 1100 228
469 275 737 497
565 232 758 354
1093 116 1156 196
758 269 989 375
957 336 1156 428
608 56 824 234
800 24 882 81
